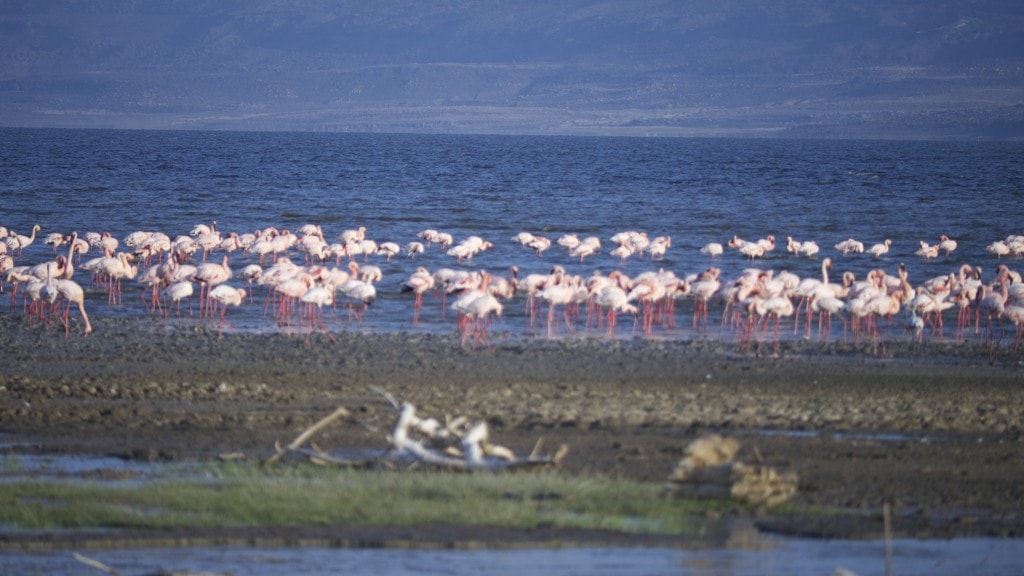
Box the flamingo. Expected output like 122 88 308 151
570 237 601 262
757 295 794 356
123 230 153 250
450 283 487 336
195 229 223 261
377 241 401 262
162 280 194 318
458 293 503 348
402 266 435 324
557 234 580 252
446 243 475 264
337 277 376 321
405 241 425 258
0 254 13 287
647 236 671 260
44 232 67 251
794 257 840 335
486 267 518 301
54 278 91 336
627 276 666 334
609 244 635 263
91 232 119 255
987 241 1010 258
69 234 90 264
595 285 638 336
512 232 536 246
134 233 172 267
195 255 232 317
247 235 276 264
86 252 137 304
799 240 820 258
738 242 766 259
238 264 263 301
834 238 864 256
208 285 246 334
787 237 819 258
357 238 379 261
690 268 721 329
938 235 958 256
915 241 939 259
27 255 70 284
526 235 553 256
190 222 217 237
1008 236 1024 257
5 224 41 256
433 232 454 250
809 292 846 342
215 232 244 255
274 275 312 325
298 234 329 263
1003 304 1024 352
300 285 335 341
976 277 1009 341
996 264 1022 285
537 270 577 337
867 239 892 259
700 242 724 258
339 226 367 245
52 232 81 279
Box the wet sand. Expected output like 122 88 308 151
1 314 1023 546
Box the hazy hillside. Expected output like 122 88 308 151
1 0 1021 138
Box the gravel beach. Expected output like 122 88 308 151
1 313 1022 545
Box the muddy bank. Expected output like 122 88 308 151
1 314 1023 543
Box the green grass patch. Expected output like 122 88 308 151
0 461 735 536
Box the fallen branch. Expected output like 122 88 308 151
266 406 352 465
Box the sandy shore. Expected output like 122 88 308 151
1 314 1023 544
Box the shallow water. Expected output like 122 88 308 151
4 535 1023 576
3 129 1023 346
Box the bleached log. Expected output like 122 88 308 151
267 406 351 464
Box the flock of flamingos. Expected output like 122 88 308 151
2 221 1024 354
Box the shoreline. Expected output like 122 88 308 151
2 314 1022 544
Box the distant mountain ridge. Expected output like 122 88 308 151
1 0 1021 138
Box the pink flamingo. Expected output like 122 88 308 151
54 278 91 336
402 267 434 325
209 285 246 335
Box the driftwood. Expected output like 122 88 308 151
266 406 353 465
265 388 567 472
386 401 568 471
662 434 798 507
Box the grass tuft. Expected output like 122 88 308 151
0 461 738 536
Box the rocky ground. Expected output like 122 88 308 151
1 314 1023 546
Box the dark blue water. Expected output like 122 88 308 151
3 128 1023 341
5 537 1024 576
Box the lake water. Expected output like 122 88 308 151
3 128 1023 342
3 128 1021 343
4 535 1023 575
